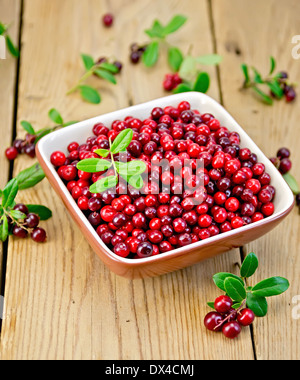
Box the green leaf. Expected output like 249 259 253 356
110 129 133 154
79 85 101 104
252 68 264 84
116 160 147 177
0 22 7 35
213 272 244 292
26 205 52 220
252 277 290 297
232 302 243 310
9 209 26 220
253 86 273 105
76 158 112 173
179 56 197 80
20 121 36 135
98 62 119 74
224 277 247 303
163 15 187 35
193 72 210 93
241 64 250 83
145 20 165 39
195 54 222 66
81 53 95 71
48 108 64 125
173 83 193 94
246 293 268 317
283 173 300 195
5 34 19 57
266 80 284 99
94 69 117 85
207 302 215 310
15 163 45 190
0 215 9 242
94 149 110 158
168 46 184 72
269 56 276 75
142 41 160 67
89 176 118 193
128 175 144 189
2 179 18 208
240 252 259 278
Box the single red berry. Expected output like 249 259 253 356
214 295 233 314
204 312 223 332
31 228 47 243
102 13 114 27
237 308 255 326
51 151 66 167
5 147 19 161
222 321 242 339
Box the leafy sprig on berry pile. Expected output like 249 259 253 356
67 54 122 104
0 21 19 58
207 252 289 320
241 56 297 105
0 164 51 243
76 129 147 193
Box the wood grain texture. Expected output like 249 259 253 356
0 0 254 360
212 0 300 360
0 0 21 293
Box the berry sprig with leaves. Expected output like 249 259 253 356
0 21 19 58
241 56 297 105
208 252 289 318
0 163 51 243
5 108 78 161
67 54 122 104
130 15 188 67
77 129 147 193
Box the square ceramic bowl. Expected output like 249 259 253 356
36 92 295 279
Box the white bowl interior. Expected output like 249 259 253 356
37 92 294 261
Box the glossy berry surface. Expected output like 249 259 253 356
204 312 223 332
222 321 242 339
237 308 255 326
214 295 233 314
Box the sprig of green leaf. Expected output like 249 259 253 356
208 252 290 318
241 56 293 105
141 15 187 68
67 54 120 104
0 21 19 58
76 129 147 193
0 165 51 242
19 108 78 144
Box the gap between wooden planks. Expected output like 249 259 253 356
0 0 21 314
212 0 300 360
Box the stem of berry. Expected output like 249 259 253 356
214 299 247 331
3 209 31 233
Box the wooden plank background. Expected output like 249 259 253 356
0 0 299 360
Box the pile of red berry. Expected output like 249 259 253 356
5 133 36 161
50 101 275 259
163 73 183 92
10 203 47 243
204 295 255 339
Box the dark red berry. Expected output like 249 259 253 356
102 13 114 27
222 321 242 339
5 147 18 161
13 225 28 239
24 213 40 228
204 312 223 332
237 308 255 326
136 242 153 258
31 227 47 243
214 295 233 314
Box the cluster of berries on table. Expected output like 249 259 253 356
10 203 47 243
163 73 183 92
50 101 275 259
5 133 36 161
130 43 148 64
276 72 297 103
204 295 255 339
270 147 292 175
